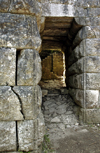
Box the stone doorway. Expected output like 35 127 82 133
39 17 83 132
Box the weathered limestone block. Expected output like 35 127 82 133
33 85 42 116
85 56 100 73
0 13 41 51
18 120 34 151
13 86 34 120
0 0 11 12
37 112 45 147
40 17 45 33
69 88 84 107
79 109 100 123
68 56 100 75
68 58 83 75
0 121 16 151
87 8 100 17
76 0 100 8
73 26 100 46
0 47 16 86
72 39 100 64
0 86 23 120
85 90 99 109
86 73 100 90
68 74 84 89
79 39 100 57
69 88 99 108
41 3 86 17
75 17 100 26
17 49 41 86
10 0 40 15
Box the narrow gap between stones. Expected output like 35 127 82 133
11 86 25 119
16 50 21 86
16 121 19 151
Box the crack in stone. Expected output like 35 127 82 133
11 86 25 119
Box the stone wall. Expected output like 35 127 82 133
41 52 63 80
0 1 45 152
0 0 100 152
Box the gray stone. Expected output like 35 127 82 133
68 58 84 75
0 47 16 86
87 8 100 17
79 109 100 123
18 120 34 151
0 0 11 12
37 112 45 146
0 13 41 50
68 74 84 89
41 3 86 17
60 88 68 94
0 121 16 151
51 117 61 122
0 86 23 120
57 123 65 130
86 73 100 90
85 90 99 108
10 0 40 16
17 49 41 86
61 114 78 125
69 88 84 107
13 86 35 120
56 104 67 114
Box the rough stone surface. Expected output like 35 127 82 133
0 47 16 86
86 73 100 90
17 49 41 86
18 120 34 151
42 89 79 130
0 13 41 50
79 109 100 123
0 121 16 151
0 86 23 120
0 0 40 15
13 86 34 120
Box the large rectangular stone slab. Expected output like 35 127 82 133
0 13 41 51
0 47 16 86
0 121 16 151
79 109 100 123
17 49 41 86
18 120 34 151
69 88 99 108
41 3 86 17
0 86 23 120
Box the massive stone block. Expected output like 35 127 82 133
75 17 100 26
68 58 84 75
0 13 41 51
0 47 16 86
18 120 34 151
86 73 100 90
13 86 35 120
87 8 100 17
17 49 41 86
0 86 23 120
0 121 16 151
79 109 100 123
69 88 99 108
41 3 86 17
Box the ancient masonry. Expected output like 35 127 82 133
0 0 100 152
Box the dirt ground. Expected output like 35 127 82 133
47 125 100 153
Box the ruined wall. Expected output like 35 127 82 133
0 0 100 152
0 1 45 152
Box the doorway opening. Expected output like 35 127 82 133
39 17 83 131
